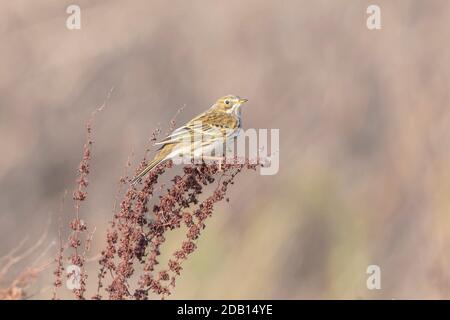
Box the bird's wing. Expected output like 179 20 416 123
154 111 238 146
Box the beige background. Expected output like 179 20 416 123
1 0 450 299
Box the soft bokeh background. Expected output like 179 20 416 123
1 0 450 299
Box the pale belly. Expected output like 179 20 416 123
164 129 240 161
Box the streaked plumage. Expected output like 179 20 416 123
131 95 248 184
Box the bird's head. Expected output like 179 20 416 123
211 95 248 114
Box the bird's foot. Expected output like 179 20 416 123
202 156 225 171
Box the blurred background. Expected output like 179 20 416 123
1 0 450 299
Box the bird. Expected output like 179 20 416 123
131 94 248 185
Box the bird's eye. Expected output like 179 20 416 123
225 100 230 105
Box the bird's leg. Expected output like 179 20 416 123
202 156 225 171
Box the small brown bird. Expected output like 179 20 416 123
131 95 248 184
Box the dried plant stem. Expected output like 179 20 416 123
67 89 112 299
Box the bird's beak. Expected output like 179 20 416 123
239 98 248 104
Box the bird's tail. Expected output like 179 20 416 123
130 144 174 185
130 156 166 185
